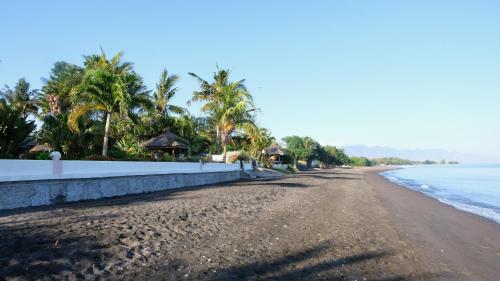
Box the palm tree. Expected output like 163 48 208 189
173 114 212 156
68 49 152 157
247 127 275 160
0 78 38 118
154 69 184 115
0 96 36 158
189 68 257 162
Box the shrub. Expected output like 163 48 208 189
35 151 51 160
108 150 128 160
84 154 116 161
163 154 175 162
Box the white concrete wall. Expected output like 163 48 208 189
0 171 243 210
0 160 252 182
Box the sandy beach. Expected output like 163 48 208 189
1 168 499 280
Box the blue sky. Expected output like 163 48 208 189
1 1 499 158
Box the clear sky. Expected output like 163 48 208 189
1 1 499 158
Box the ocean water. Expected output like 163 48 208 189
380 164 500 223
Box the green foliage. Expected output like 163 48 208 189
38 61 84 115
83 154 116 161
114 136 147 160
154 69 184 115
189 68 257 162
1 78 38 117
68 49 152 157
236 151 250 161
163 153 175 162
34 151 51 160
282 136 320 167
4 49 402 167
318 145 350 167
0 80 38 158
371 157 415 165
349 156 374 167
171 114 212 156
38 113 99 158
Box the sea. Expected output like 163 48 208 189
380 164 500 223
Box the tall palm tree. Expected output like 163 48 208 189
0 78 38 118
154 69 184 115
189 68 257 162
68 49 152 157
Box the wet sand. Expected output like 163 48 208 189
364 167 500 281
0 168 498 280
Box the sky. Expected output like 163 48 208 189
1 0 499 158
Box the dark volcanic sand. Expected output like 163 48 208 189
0 168 498 280
365 167 500 281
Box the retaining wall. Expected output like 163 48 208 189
0 160 251 210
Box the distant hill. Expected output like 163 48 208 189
342 145 498 163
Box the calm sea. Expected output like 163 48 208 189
381 164 500 223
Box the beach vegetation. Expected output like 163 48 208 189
282 136 321 168
189 68 257 162
3 47 433 167
349 156 374 167
318 145 350 167
68 49 152 157
0 79 38 158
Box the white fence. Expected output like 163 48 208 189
0 160 253 182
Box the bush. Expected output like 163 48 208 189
83 154 116 161
107 150 128 160
163 154 175 162
349 156 373 166
35 151 51 160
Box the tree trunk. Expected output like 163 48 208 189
220 130 229 163
102 112 111 157
222 143 228 163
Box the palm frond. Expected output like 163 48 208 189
68 103 106 133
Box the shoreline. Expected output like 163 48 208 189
364 167 500 281
0 168 498 280
371 166 499 224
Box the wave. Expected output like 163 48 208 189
380 170 500 224
438 198 500 223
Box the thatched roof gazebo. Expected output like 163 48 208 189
265 144 287 164
29 144 53 153
266 144 286 156
141 131 189 159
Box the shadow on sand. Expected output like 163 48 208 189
144 240 448 281
0 214 117 280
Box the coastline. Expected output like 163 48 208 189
0 168 498 280
364 167 500 281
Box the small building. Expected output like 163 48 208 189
141 131 189 159
265 144 287 164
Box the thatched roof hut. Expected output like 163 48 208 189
142 132 188 149
265 144 286 156
29 144 53 153
265 144 287 164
